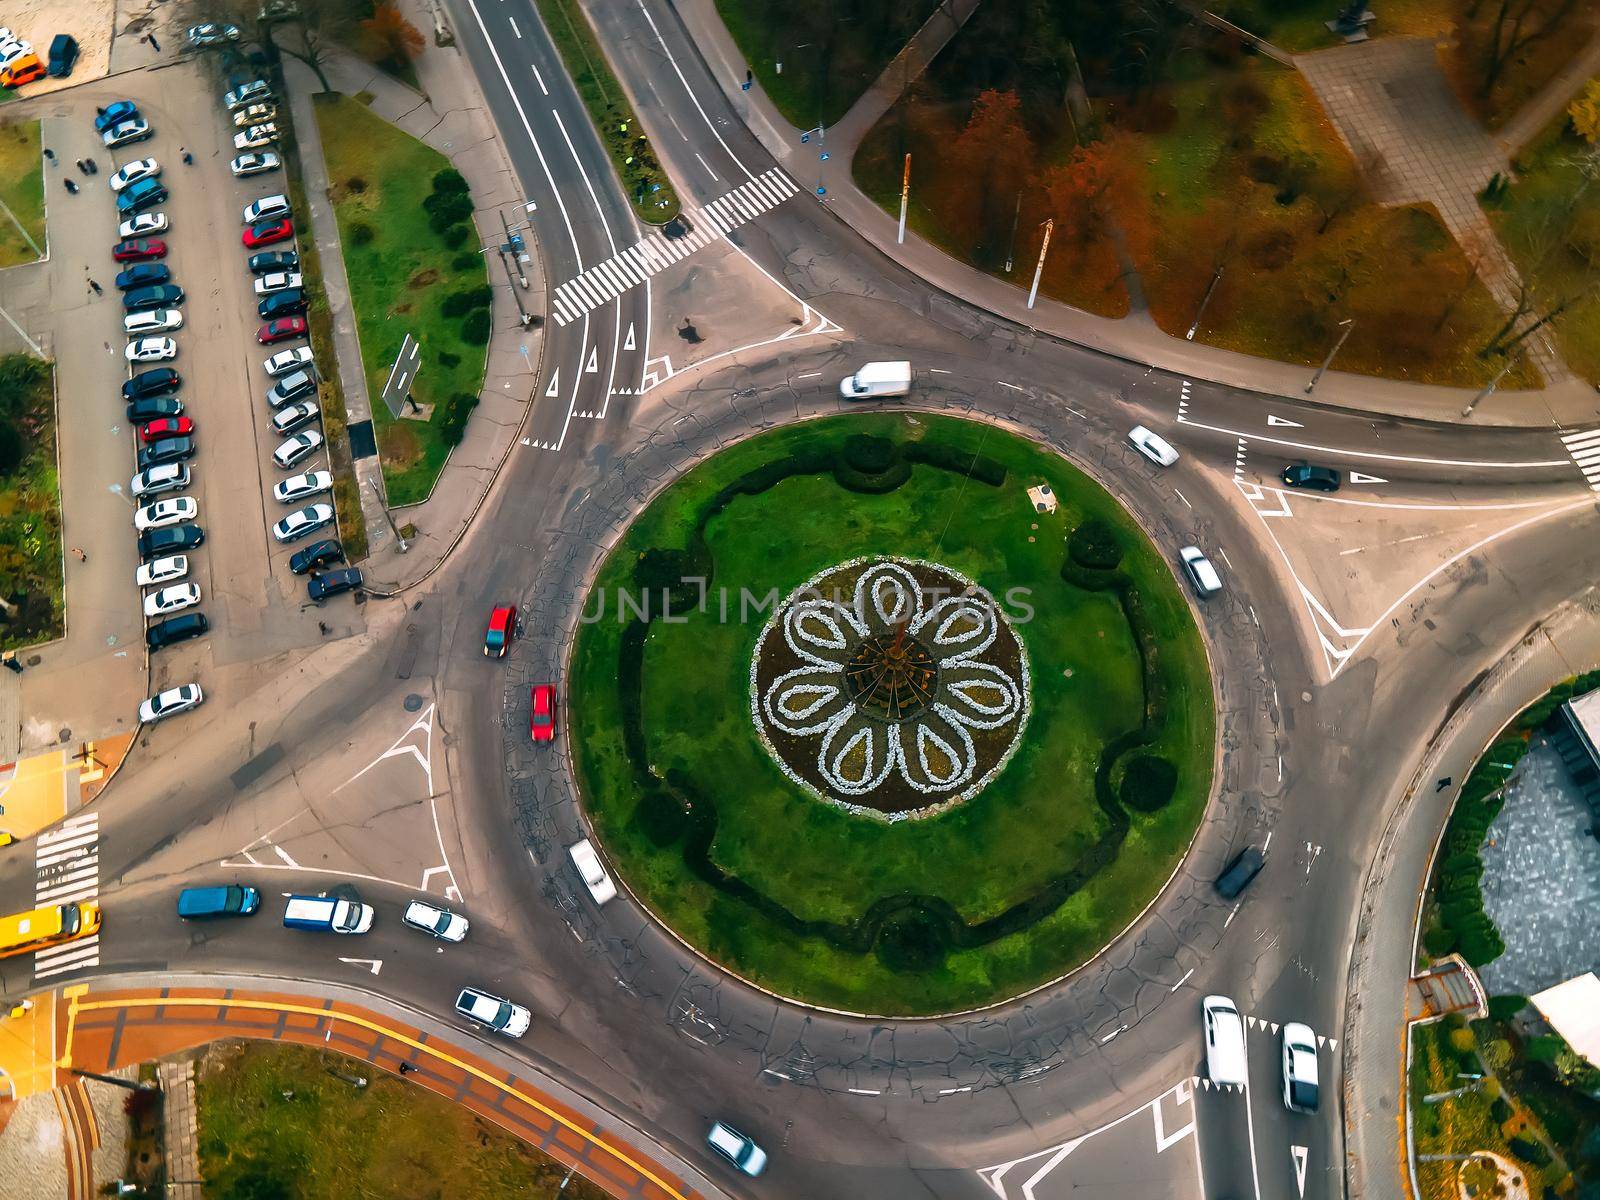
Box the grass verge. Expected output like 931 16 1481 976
197 1041 609 1199
531 0 679 222
0 355 62 650
0 118 45 268
314 92 489 506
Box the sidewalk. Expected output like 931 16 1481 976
1495 26 1600 156
156 1059 199 1200
283 32 546 592
672 0 1600 428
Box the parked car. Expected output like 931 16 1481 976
242 194 290 225
143 582 201 618
134 496 198 531
257 289 306 320
102 117 151 149
232 104 278 128
123 283 185 312
567 839 616 905
289 539 343 575
126 337 178 363
130 462 190 498
116 178 168 215
139 682 204 724
94 100 139 133
267 369 316 407
113 237 166 262
248 250 298 275
706 1123 768 1178
146 612 209 650
229 151 280 177
529 683 556 743
118 213 168 239
1202 995 1247 1087
253 271 301 295
401 900 468 942
108 158 160 192
137 525 203 562
1178 546 1222 598
1214 846 1265 899
224 80 272 109
0 53 45 89
484 605 517 658
187 22 241 45
1281 464 1342 493
46 33 78 76
139 416 194 443
272 429 323 469
272 502 334 543
453 987 530 1038
273 470 332 503
1281 1023 1320 1113
270 400 319 435
123 367 181 401
257 316 307 344
125 309 184 336
242 218 292 248
1128 425 1180 467
233 123 278 150
115 263 170 291
137 435 196 470
136 555 188 587
127 397 183 424
264 346 313 376
307 566 362 602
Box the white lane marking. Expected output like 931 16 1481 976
1218 547 1234 570
1099 1024 1128 1044
1224 902 1242 928
338 956 383 975
796 371 821 379
507 15 520 37
998 381 1025 392
1170 967 1195 992
1180 414 1568 468
847 1087 881 1096
1173 488 1192 509
1242 1034 1263 1200
1152 1086 1195 1152
632 0 759 185
35 812 98 979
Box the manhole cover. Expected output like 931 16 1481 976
403 694 424 712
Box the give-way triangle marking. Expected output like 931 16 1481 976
1348 470 1387 484
544 369 560 398
337 957 383 975
623 323 636 351
1291 1145 1308 1196
1267 414 1304 427
584 346 599 373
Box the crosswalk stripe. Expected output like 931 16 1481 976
553 294 581 323
573 275 608 308
695 205 729 235
36 843 97 868
602 259 637 291
1561 429 1600 446
37 826 97 850
768 169 798 196
759 172 791 203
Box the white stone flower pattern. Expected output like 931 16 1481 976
751 559 1030 819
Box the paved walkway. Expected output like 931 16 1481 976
829 0 981 150
157 1059 199 1200
674 0 1600 427
1496 26 1600 155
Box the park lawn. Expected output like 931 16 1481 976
571 413 1214 1014
197 1041 607 1200
1488 115 1600 387
0 119 45 268
313 93 488 506
0 355 62 651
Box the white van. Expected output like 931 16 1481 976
839 361 912 401
1203 995 1247 1086
282 894 374 934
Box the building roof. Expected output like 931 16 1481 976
1564 689 1600 764
1531 972 1600 1067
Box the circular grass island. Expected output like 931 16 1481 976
569 413 1215 1015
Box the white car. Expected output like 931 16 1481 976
136 555 188 588
1203 995 1247 1087
143 582 201 617
131 463 190 498
232 104 278 128
138 682 204 724
706 1122 768 1177
402 900 469 943
272 502 334 543
103 118 153 149
109 158 161 193
264 346 314 377
567 839 617 906
127 337 178 362
272 429 323 469
1128 425 1179 467
124 308 183 335
273 470 332 504
119 212 168 239
453 987 530 1038
234 125 278 151
253 271 302 296
134 496 198 531
242 194 290 225
1281 1022 1320 1113
1179 546 1223 598
0 39 32 64
186 22 240 45
230 151 280 177
225 80 272 109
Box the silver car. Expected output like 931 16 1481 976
402 900 469 942
271 502 334 543
138 682 204 724
1128 425 1179 467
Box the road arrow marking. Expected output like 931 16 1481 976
623 323 636 351
1291 1145 1309 1197
1348 470 1387 484
1267 414 1305 427
337 957 383 976
544 369 560 398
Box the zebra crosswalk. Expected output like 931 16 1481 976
33 812 100 980
1561 428 1600 492
550 167 802 327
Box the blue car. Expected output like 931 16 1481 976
94 100 139 133
115 264 170 291
116 178 169 215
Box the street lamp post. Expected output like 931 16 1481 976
1187 266 1224 340
366 476 408 554
1461 352 1521 418
1026 219 1054 310
1305 318 1354 394
897 154 911 245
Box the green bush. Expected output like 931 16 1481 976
1422 923 1457 957
842 433 896 474
437 350 461 369
1119 755 1177 813
1487 994 1528 1022
348 221 375 247
435 391 479 446
460 308 491 345
440 222 473 249
635 788 687 846
0 422 23 476
431 167 469 196
1483 1038 1513 1071
441 285 493 318
423 189 474 232
874 908 950 972
1069 517 1124 570
1527 1034 1565 1063
1448 1027 1477 1054
1491 1095 1514 1124
1458 924 1505 967
1510 1135 1552 1167
451 251 482 272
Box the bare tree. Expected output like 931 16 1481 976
1478 0 1580 99
185 0 360 91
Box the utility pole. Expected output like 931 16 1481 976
498 210 528 289
1305 318 1354 394
366 475 408 554
1187 267 1224 340
1027 219 1053 310
897 153 911 244
1461 352 1522 418
1003 192 1021 274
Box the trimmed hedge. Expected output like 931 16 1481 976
1119 755 1178 812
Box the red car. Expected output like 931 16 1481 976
242 218 293 249
530 684 557 743
113 238 167 262
484 605 517 658
139 416 194 443
257 317 308 344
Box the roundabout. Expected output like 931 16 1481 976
567 412 1217 1015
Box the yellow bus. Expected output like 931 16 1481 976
0 901 101 959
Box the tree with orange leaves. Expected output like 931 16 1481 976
361 2 425 66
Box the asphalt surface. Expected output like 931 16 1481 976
3 6 1600 1200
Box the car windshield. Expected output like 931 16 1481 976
491 999 512 1026
485 628 504 646
1290 1079 1318 1108
532 707 552 726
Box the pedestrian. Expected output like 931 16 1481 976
397 1062 415 1075
1 651 22 675
89 280 102 296
148 32 160 51
317 621 329 635
82 157 96 175
70 547 86 563
181 149 193 165
42 148 54 162
63 178 77 195
73 158 85 173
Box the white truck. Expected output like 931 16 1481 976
839 360 912 400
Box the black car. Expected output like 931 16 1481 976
308 567 363 602
247 250 299 275
123 367 181 401
289 538 343 576
126 395 184 423
124 284 185 312
147 612 210 650
137 524 205 561
257 289 306 320
137 436 196 470
115 264 170 291
117 183 169 216
47 33 80 77
1281 464 1342 493
94 101 138 133
1214 846 1265 899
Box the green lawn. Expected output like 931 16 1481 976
570 413 1214 1014
197 1041 608 1200
0 355 62 651
313 93 489 505
0 119 45 268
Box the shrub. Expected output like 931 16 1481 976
431 167 469 196
1483 1039 1513 1071
435 391 479 446
1119 755 1177 813
842 433 896 474
0 422 23 475
460 308 491 345
1422 923 1457 957
1491 1095 1514 1124
1527 1034 1565 1063
1448 1027 1477 1054
1510 1135 1551 1167
874 908 949 972
1458 924 1505 967
1069 517 1124 570
348 222 375 247
441 284 494 318
437 350 461 369
344 175 368 193
451 251 482 272
423 189 473 231
440 222 473 249
635 788 687 846
1487 994 1528 1022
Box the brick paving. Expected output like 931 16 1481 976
157 1059 200 1200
